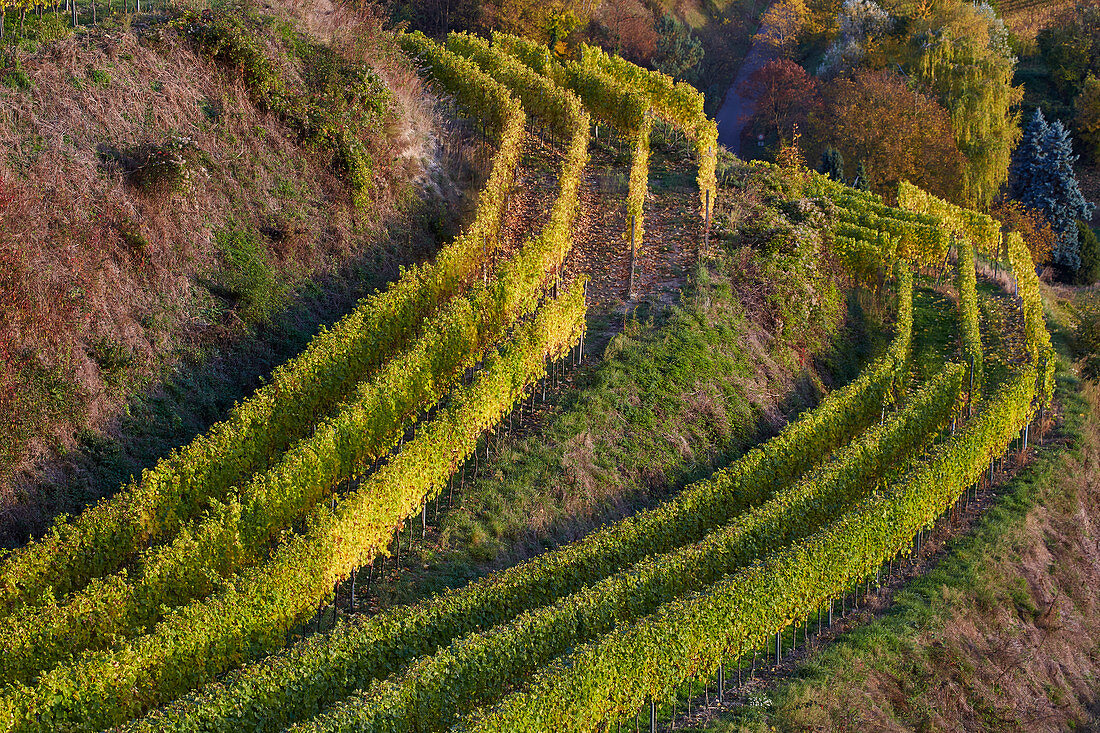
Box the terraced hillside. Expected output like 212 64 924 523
0 23 1063 733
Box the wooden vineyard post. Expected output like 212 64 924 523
628 215 637 300
703 188 711 256
968 355 975 418
649 697 657 733
350 567 356 612
580 280 588 362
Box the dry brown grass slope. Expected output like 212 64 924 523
0 3 456 545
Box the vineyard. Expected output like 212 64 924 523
0 27 1061 733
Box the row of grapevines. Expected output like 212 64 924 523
897 182 1054 403
0 29 593 696
113 267 914 733
833 234 887 287
805 170 884 205
831 215 896 286
444 32 586 141
0 27 527 623
577 42 717 217
1006 232 1056 405
806 173 949 267
283 362 964 733
957 239 985 395
462 363 1038 733
0 146 587 688
489 32 653 251
0 281 587 733
831 197 948 267
628 115 652 252
898 181 1002 257
397 31 528 251
490 32 648 136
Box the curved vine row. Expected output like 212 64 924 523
283 361 964 733
0 280 587 733
0 24 526 625
113 266 914 733
461 364 1037 733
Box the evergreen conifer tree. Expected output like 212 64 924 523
1009 108 1048 200
1020 121 1096 270
819 147 845 181
853 160 871 190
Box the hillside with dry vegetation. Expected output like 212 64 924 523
0 2 454 542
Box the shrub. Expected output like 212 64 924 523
214 226 289 324
0 50 30 91
1075 74 1100 163
117 136 196 195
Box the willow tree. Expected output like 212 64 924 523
904 1 1022 210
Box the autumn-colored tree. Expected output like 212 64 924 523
904 1 1022 209
1076 74 1100 163
742 58 822 145
817 0 893 77
820 68 964 202
753 0 810 55
479 0 592 45
594 0 657 63
991 199 1057 265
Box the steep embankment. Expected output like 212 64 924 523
0 8 449 544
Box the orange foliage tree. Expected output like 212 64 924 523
595 0 657 63
992 200 1057 265
819 69 964 202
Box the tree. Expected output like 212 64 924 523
1077 220 1100 285
1010 108 1050 201
991 199 1057 265
905 1 1023 209
594 0 657 63
1037 3 1100 99
1014 119 1096 271
479 0 592 44
817 0 893 77
652 13 703 83
1076 74 1100 163
819 147 845 181
741 58 821 144
753 0 809 56
820 69 964 201
853 160 871 190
